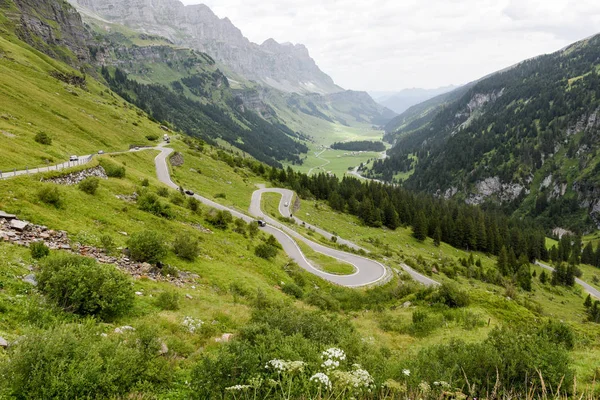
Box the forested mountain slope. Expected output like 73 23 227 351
373 35 600 232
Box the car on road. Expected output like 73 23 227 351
98 150 104 155
134 146 140 151
257 220 267 227
284 202 289 207
69 155 78 162
184 190 194 196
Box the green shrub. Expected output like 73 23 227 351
78 177 100 195
156 187 170 197
214 193 227 199
137 192 174 219
305 291 341 312
156 291 180 311
127 231 167 264
30 241 50 259
100 234 116 254
281 282 304 299
170 192 185 206
141 178 150 187
37 254 133 320
37 185 62 208
410 326 573 397
2 323 171 398
172 233 200 261
254 243 278 260
34 131 52 145
434 282 470 308
146 134 159 141
99 159 126 178
206 209 233 229
187 197 201 213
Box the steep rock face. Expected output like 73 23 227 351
68 0 341 94
11 0 90 65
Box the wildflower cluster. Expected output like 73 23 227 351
225 385 251 391
331 364 374 391
264 359 306 374
182 316 204 333
321 347 346 370
310 372 332 390
433 381 451 390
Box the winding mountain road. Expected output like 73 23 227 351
2 143 440 288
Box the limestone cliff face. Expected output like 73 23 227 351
68 0 342 94
11 0 90 65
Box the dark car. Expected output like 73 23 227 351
184 190 194 196
257 220 267 227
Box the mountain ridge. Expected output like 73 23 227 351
68 0 343 95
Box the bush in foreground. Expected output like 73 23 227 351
127 231 167 264
37 254 133 321
1 323 170 398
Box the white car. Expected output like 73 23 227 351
69 155 78 162
284 202 289 207
98 150 104 155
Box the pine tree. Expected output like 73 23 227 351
383 201 400 230
497 246 509 276
433 225 442 247
517 264 532 291
584 294 592 308
412 211 428 242
539 270 548 284
582 242 595 265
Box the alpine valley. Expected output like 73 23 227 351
1 0 600 399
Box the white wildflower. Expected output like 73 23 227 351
322 347 346 361
321 358 340 370
265 359 305 373
182 316 204 333
331 365 374 391
402 369 411 376
265 359 286 373
225 385 251 391
418 381 431 393
310 372 332 390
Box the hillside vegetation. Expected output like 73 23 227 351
375 35 600 233
2 0 600 399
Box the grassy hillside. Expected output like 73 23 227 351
2 139 600 397
0 33 166 170
2 1 600 398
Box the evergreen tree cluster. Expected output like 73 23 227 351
373 35 600 230
496 246 533 291
548 235 600 267
550 263 578 287
270 168 549 262
101 67 307 167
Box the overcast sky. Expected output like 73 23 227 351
180 0 600 92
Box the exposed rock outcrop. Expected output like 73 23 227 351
42 165 107 185
465 176 527 205
69 0 342 94
11 0 90 65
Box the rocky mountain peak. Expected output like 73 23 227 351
69 0 342 94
